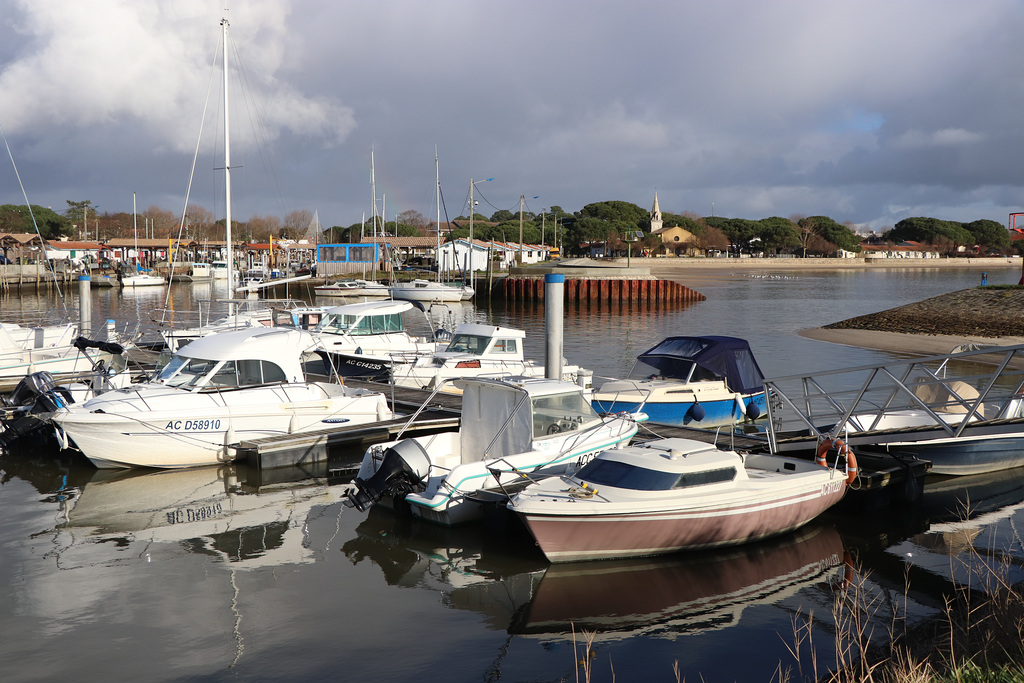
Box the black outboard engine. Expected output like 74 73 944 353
0 371 72 451
349 439 432 512
4 371 59 410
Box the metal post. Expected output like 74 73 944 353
78 274 91 338
545 273 564 380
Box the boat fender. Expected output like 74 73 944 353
686 402 706 423
288 413 299 434
745 401 761 420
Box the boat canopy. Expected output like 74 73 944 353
634 336 765 395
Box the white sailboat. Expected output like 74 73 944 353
389 154 474 303
50 21 393 468
119 192 166 288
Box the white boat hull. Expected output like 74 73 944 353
53 382 392 468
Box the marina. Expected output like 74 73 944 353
0 264 1023 681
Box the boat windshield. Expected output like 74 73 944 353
577 459 737 491
156 356 288 389
627 358 722 383
315 312 404 336
447 334 491 355
531 391 601 438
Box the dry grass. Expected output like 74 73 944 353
567 506 1024 682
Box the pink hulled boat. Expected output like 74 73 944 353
508 437 853 563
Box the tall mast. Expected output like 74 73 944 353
468 179 474 291
222 18 234 297
371 147 377 281
133 191 138 270
435 149 440 283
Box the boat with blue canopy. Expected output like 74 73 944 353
591 336 767 428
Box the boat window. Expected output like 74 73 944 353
492 338 517 354
157 356 218 388
208 361 240 388
203 359 288 388
575 459 682 491
531 391 601 438
447 334 490 355
673 467 736 488
317 311 405 336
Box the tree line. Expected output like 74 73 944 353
1 198 1012 258
0 201 316 243
327 201 1015 258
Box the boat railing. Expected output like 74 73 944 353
763 343 1024 453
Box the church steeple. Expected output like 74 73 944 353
650 191 663 232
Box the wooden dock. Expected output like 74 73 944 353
234 379 463 469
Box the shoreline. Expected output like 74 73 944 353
798 327 1024 356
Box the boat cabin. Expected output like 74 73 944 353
314 300 418 338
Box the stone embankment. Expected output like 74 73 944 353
823 287 1024 338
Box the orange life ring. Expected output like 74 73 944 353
815 438 858 486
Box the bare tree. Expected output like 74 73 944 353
246 215 282 242
283 209 313 239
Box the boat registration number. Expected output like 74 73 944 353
820 479 845 496
167 503 223 525
164 419 223 431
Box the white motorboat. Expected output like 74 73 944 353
591 336 767 428
314 279 390 298
350 376 644 526
0 321 79 349
311 299 449 380
52 326 394 469
119 271 167 287
0 325 130 392
154 298 310 352
390 279 474 303
509 436 853 563
389 323 587 392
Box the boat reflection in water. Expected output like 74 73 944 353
886 467 1024 592
44 458 350 569
342 508 547 628
343 507 849 643
513 522 848 641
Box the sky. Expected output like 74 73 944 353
2 0 1024 235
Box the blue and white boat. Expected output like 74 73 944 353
591 336 767 428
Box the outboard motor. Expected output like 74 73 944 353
349 439 432 512
3 371 58 409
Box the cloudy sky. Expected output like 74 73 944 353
1 0 1023 234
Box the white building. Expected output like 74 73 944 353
437 239 550 273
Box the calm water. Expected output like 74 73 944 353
1 266 1023 682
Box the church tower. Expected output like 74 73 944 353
650 191 663 232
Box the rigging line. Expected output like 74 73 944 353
437 184 467 280
229 34 290 221
0 120 65 304
161 32 222 317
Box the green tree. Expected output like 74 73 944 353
963 219 1009 250
800 215 861 253
577 201 648 230
885 217 973 248
0 204 70 239
757 216 800 254
489 209 514 223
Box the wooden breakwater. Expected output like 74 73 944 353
492 276 705 305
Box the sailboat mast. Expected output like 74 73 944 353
371 147 377 282
435 150 440 283
222 18 234 298
133 191 138 269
